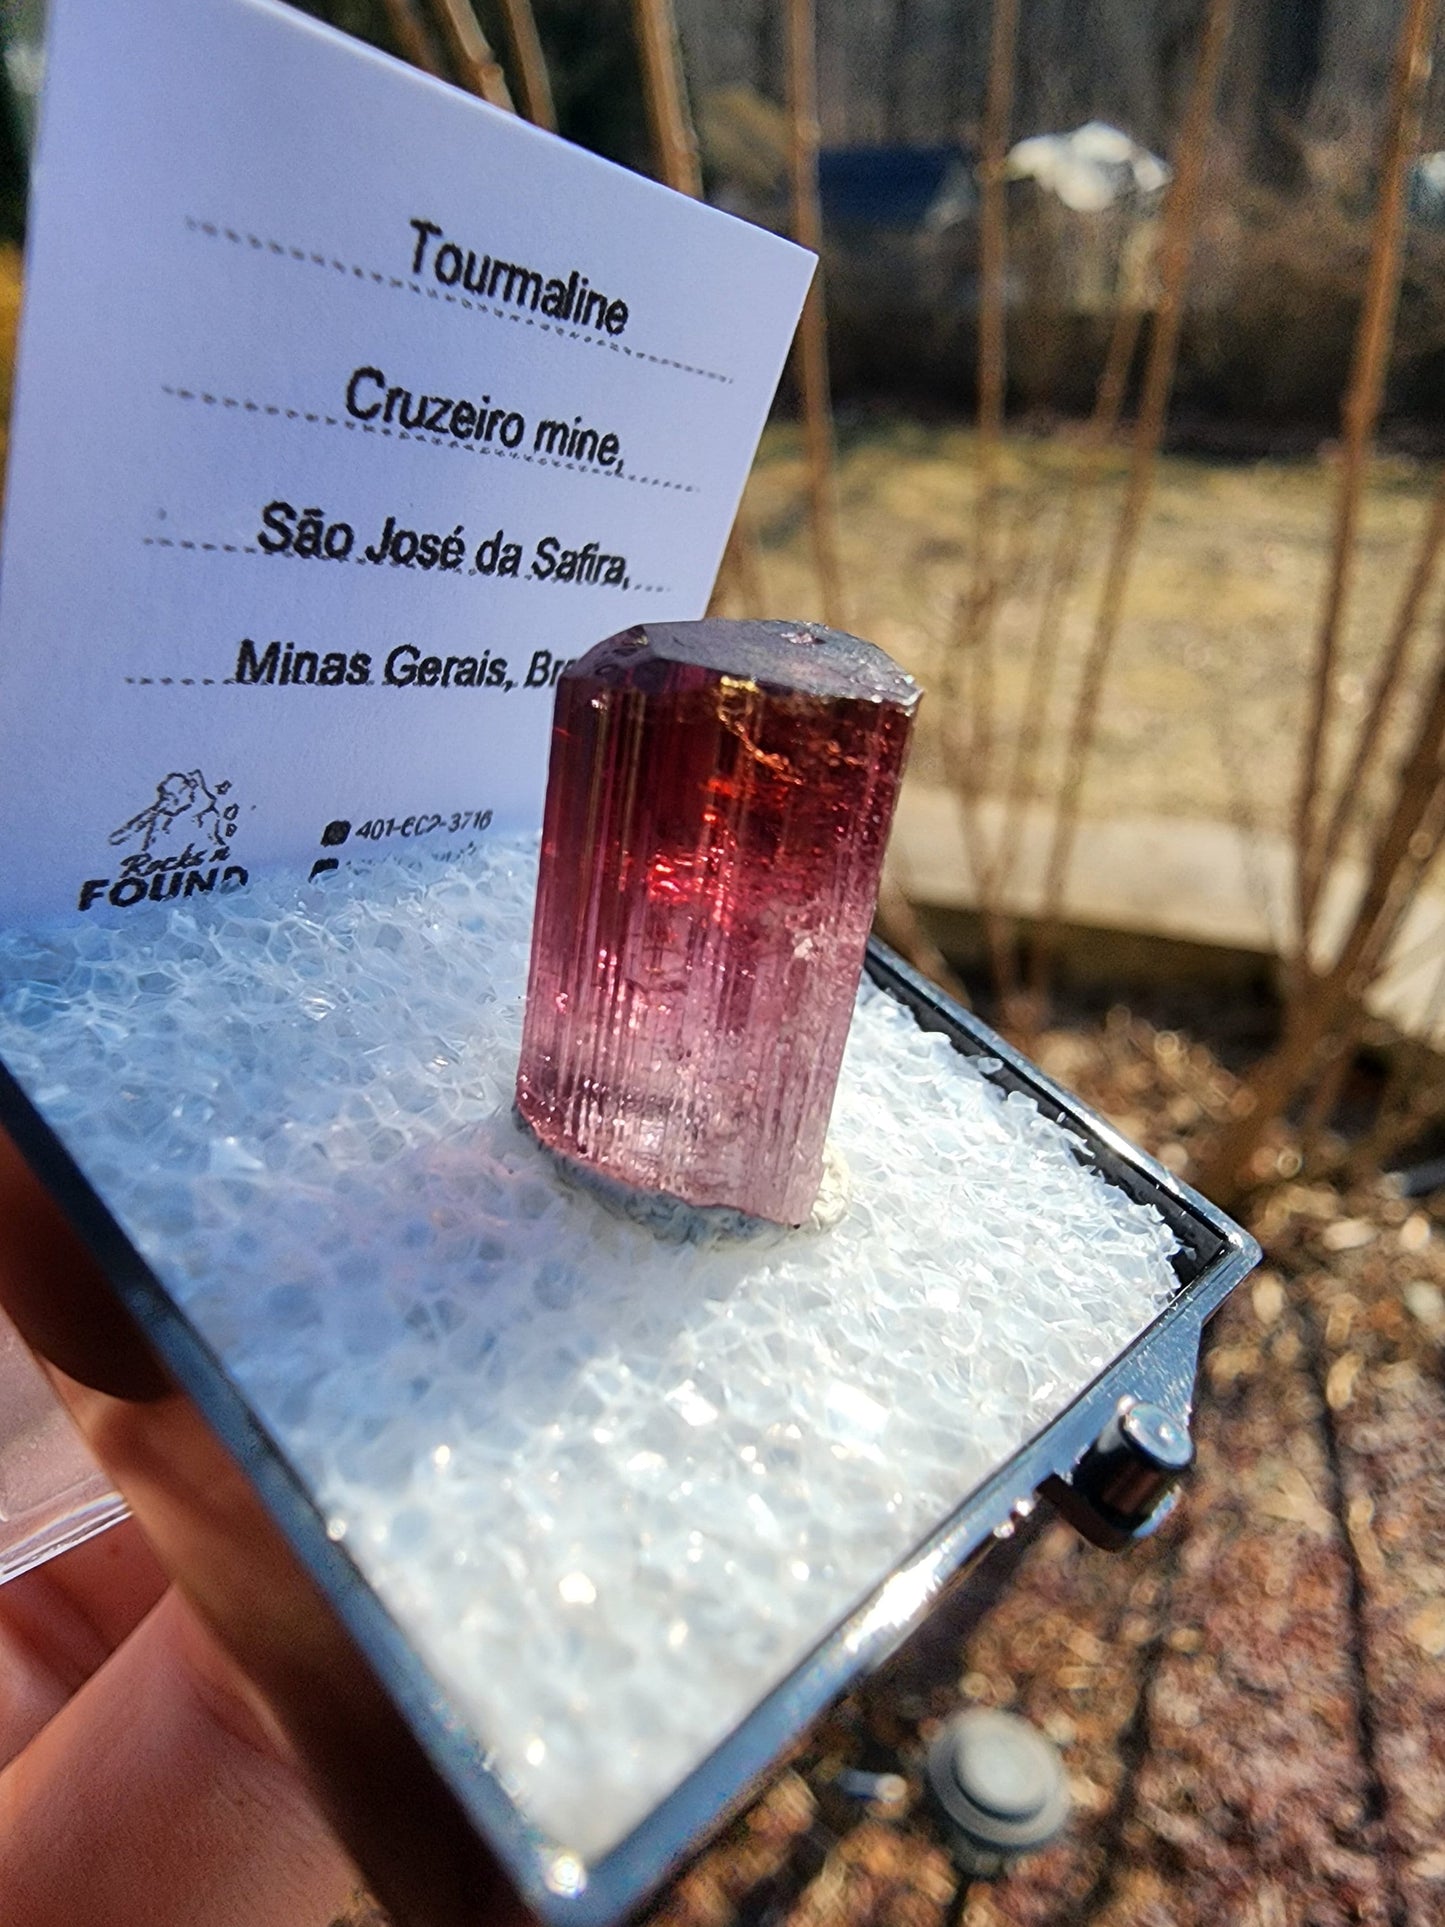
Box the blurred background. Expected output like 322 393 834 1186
4 2 1445 1921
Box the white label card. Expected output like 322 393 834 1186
0 0 812 922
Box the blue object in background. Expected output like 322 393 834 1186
817 145 976 234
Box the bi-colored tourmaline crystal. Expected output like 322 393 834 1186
516 619 920 1225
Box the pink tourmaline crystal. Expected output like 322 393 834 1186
516 619 920 1226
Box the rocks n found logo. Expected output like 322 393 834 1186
77 768 248 911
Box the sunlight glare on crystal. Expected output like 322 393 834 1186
545 1853 587 1898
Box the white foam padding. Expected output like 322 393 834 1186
0 837 1176 1862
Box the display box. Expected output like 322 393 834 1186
0 836 1257 1926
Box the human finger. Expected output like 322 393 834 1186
0 1515 166 1764
0 1125 170 1401
0 1584 362 1927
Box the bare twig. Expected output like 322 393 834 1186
497 0 556 129
631 0 702 195
1311 465 1445 905
380 0 446 75
1346 1077 1445 1180
1305 798 1445 1175
1300 1010 1364 1150
1305 775 1445 1157
874 874 972 1007
707 508 768 617
1028 0 1235 1003
991 294 1145 919
1343 965 1445 1178
935 518 1038 1004
1368 893 1445 984
631 0 767 616
985 299 1144 1032
424 0 515 110
1353 778 1445 999
1201 620 1445 1204
786 0 846 628
1205 668 1287 959
969 0 1020 767
974 0 1016 485
1295 0 1441 952
936 0 1019 999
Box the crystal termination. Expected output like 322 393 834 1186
516 619 921 1225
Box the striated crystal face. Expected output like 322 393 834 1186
516 618 920 1224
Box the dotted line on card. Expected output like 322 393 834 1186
183 216 735 385
123 673 220 685
159 383 700 494
143 533 259 555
